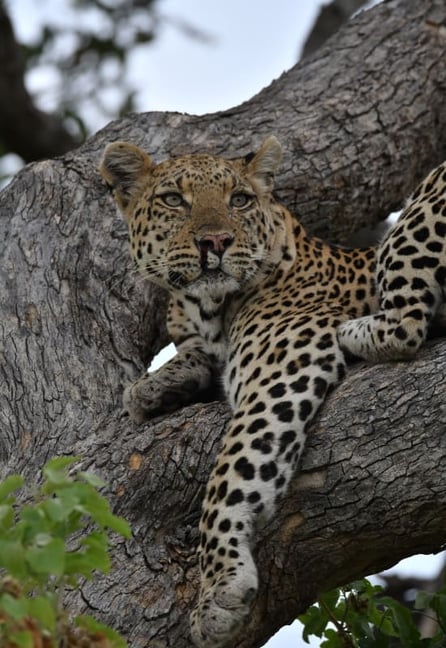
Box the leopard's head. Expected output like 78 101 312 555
99 136 291 299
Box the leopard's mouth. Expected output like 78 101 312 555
201 268 228 279
168 265 237 285
167 256 249 296
195 268 239 287
186 268 242 297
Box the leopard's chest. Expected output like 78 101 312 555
182 293 231 366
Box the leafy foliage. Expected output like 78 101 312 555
299 577 446 648
0 456 131 647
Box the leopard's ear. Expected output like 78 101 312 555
245 135 282 192
99 141 154 215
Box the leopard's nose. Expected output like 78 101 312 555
197 233 234 257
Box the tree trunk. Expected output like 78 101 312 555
1 0 446 646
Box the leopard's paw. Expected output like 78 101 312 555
122 374 166 423
190 569 258 647
123 371 201 422
337 317 369 358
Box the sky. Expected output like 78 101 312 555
9 0 321 121
130 0 319 115
9 1 446 646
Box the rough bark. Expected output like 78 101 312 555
300 0 369 59
1 0 446 647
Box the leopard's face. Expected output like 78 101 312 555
127 156 277 298
99 139 286 299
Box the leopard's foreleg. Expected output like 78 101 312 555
190 319 346 647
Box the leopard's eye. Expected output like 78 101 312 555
160 192 183 207
230 192 253 209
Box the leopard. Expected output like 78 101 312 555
99 136 446 647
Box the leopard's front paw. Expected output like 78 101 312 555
190 569 258 647
123 374 166 423
123 371 202 423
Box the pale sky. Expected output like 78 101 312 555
130 0 320 115
9 1 445 646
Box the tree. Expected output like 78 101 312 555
1 0 446 646
0 0 368 167
0 0 158 163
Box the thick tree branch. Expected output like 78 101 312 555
300 0 369 59
0 0 445 647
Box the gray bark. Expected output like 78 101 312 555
1 0 446 646
300 0 370 59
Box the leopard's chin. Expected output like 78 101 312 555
185 270 242 299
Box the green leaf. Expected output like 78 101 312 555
0 504 14 531
0 539 27 579
350 579 383 597
367 603 398 637
320 628 345 648
430 591 446 627
0 475 24 502
44 456 80 474
379 597 422 647
103 512 131 539
77 490 131 538
80 530 110 574
7 631 34 648
41 494 77 523
299 603 330 641
79 471 106 488
65 531 110 578
319 588 340 612
42 456 80 488
28 595 57 632
0 592 28 621
20 506 47 535
25 537 65 576
64 552 95 579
